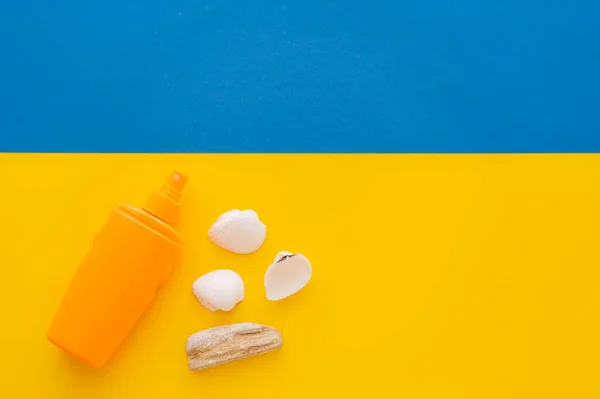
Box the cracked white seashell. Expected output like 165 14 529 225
264 251 312 301
192 270 245 311
208 209 267 254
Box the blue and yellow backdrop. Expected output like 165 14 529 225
1 1 600 398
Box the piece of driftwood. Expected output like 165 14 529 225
186 323 282 371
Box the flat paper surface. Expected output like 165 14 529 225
1 0 599 152
1 154 599 398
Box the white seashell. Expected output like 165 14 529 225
208 209 267 254
192 270 245 311
264 252 312 301
274 251 293 262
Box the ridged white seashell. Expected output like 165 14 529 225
208 209 267 254
264 252 312 301
192 270 245 311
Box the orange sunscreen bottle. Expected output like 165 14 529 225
46 172 187 367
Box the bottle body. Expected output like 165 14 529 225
46 205 183 367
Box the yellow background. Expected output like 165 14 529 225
1 154 600 398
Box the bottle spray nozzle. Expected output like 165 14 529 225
143 171 187 226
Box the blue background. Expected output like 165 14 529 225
1 0 599 153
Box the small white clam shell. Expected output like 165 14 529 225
264 252 312 301
274 251 293 262
192 270 245 311
208 209 267 254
